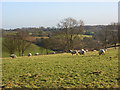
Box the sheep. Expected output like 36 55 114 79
84 49 88 52
70 50 78 55
99 49 105 55
34 53 39 56
78 49 86 55
85 49 89 52
104 49 107 51
28 53 32 57
10 54 17 58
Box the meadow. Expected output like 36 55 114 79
2 48 119 88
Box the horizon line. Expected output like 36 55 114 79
2 24 114 30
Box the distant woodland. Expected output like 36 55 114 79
1 18 119 56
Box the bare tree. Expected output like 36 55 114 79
58 17 84 52
95 23 118 49
103 26 109 49
3 36 17 54
39 38 51 54
95 25 110 49
16 29 31 56
109 23 118 49
78 20 85 34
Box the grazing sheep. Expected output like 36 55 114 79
34 53 39 56
10 54 17 58
70 50 78 55
99 49 105 55
78 49 86 55
28 53 32 57
85 49 89 52
104 49 107 51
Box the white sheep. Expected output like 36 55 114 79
34 53 39 56
70 50 78 55
99 49 105 55
10 54 17 58
28 53 32 57
85 49 89 52
78 49 86 55
104 49 107 51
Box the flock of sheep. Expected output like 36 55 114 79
69 49 107 55
10 52 39 58
10 49 107 58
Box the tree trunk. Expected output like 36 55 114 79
114 43 116 49
65 28 70 53
46 49 48 54
22 49 25 56
70 35 73 50
18 49 21 56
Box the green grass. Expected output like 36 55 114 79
29 33 32 35
4 31 17 35
2 48 119 88
77 35 92 40
54 34 92 40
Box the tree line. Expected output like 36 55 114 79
37 18 118 52
3 29 32 56
2 17 118 56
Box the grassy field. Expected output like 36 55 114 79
2 48 119 88
77 35 92 40
54 34 92 40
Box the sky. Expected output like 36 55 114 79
2 1 118 29
1 0 120 2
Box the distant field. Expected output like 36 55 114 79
3 31 17 35
54 34 92 40
26 36 49 42
2 48 119 88
77 35 92 40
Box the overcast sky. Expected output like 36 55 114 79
2 2 118 29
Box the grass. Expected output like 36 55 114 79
2 48 119 88
4 31 17 35
77 35 92 40
54 34 92 40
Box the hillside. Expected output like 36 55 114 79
2 48 119 88
2 43 53 57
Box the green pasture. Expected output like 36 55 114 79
54 34 92 40
2 48 119 88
